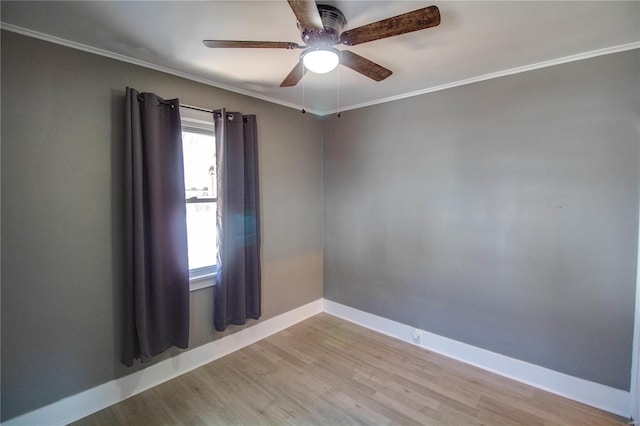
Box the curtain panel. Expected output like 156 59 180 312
214 109 261 331
122 87 190 366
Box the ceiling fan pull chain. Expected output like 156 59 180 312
301 72 306 114
336 65 341 118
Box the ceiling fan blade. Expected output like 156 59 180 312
280 61 308 87
287 0 324 32
203 40 301 49
341 5 440 46
340 50 392 82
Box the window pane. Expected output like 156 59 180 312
182 130 217 271
186 201 217 270
182 131 216 199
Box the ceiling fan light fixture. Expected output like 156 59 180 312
302 47 340 74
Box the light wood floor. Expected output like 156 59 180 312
74 313 627 425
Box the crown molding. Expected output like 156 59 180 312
1 22 638 116
0 22 323 116
326 41 640 115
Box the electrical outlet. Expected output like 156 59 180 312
411 328 422 344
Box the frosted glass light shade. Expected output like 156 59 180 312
302 49 339 74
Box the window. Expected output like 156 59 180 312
181 107 217 289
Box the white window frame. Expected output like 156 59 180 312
181 106 217 291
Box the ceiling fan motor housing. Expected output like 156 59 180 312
299 4 346 47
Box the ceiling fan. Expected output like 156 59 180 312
203 1 441 87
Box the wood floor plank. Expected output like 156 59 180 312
73 313 628 426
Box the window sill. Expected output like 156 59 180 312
189 267 216 292
190 275 215 291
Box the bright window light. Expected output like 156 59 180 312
182 130 217 271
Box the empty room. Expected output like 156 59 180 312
1 1 639 424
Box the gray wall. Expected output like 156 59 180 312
2 28 638 422
323 50 640 391
1 31 323 421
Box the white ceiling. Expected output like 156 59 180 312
2 1 639 115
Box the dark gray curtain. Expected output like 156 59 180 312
122 87 190 366
214 109 261 331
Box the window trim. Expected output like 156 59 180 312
181 106 217 291
186 196 217 204
189 265 216 291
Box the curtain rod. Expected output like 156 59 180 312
180 103 214 113
180 103 247 122
137 95 214 113
156 99 242 121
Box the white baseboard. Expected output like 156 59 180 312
323 299 632 418
4 297 632 424
2 299 323 426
